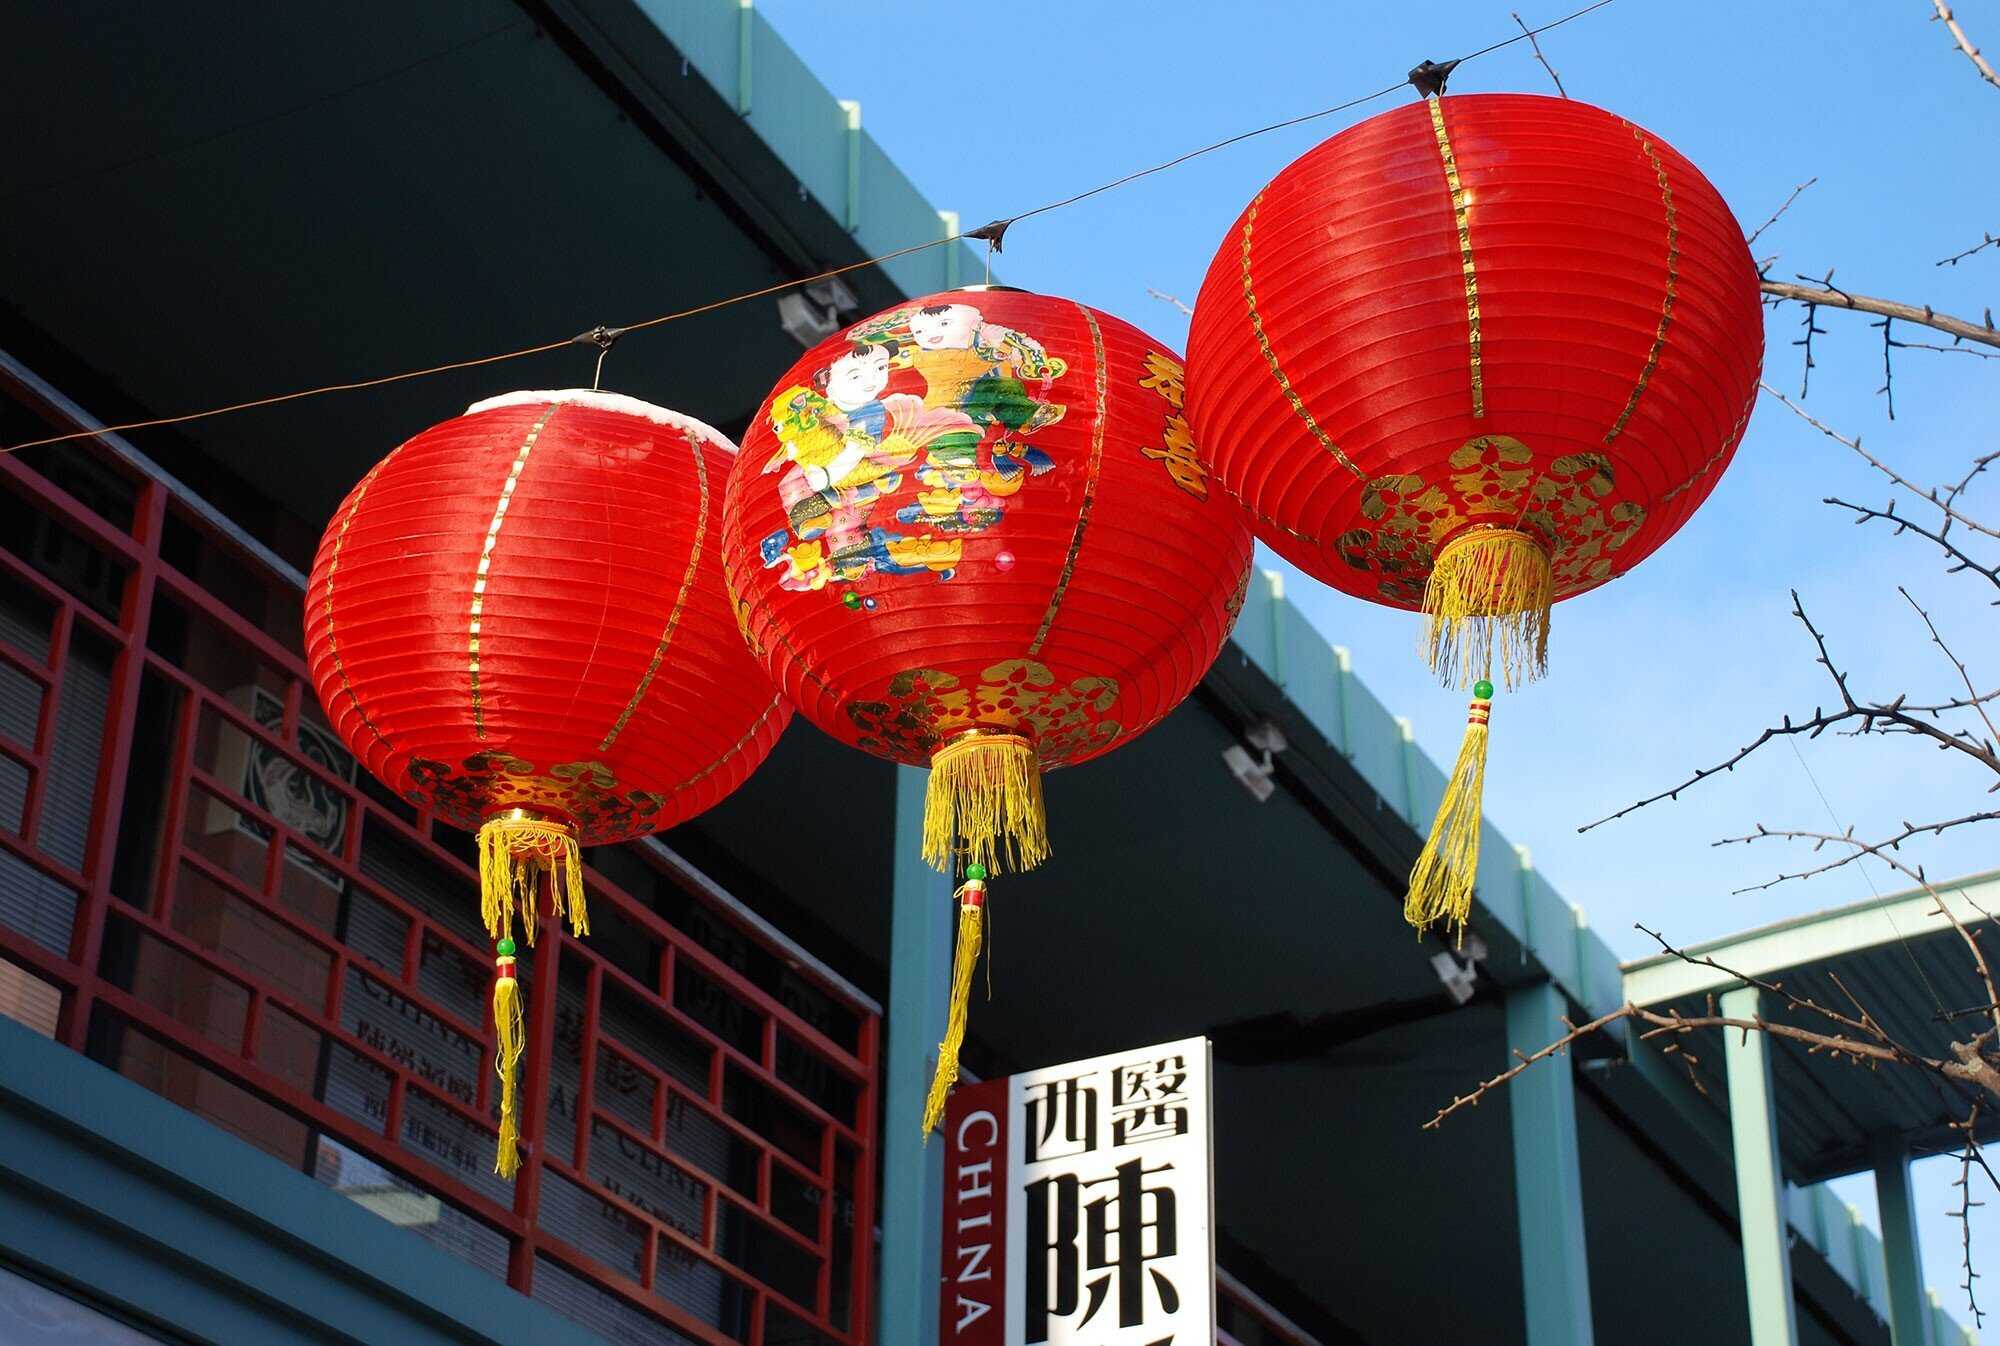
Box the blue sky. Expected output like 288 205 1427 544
757 0 2000 1316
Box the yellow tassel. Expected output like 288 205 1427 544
922 733 1048 875
921 880 985 1139
1404 690 1493 938
477 812 588 943
1422 527 1553 690
491 953 524 1179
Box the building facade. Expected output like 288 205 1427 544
0 4 1983 1345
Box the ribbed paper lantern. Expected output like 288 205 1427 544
305 389 789 1173
1185 93 1762 932
720 288 1253 1127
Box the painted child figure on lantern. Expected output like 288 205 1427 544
756 300 1065 595
761 341 958 589
898 301 1063 528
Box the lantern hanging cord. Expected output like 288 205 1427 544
0 0 1618 456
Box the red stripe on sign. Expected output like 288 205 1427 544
941 1078 1009 1345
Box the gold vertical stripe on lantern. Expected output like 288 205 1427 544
1425 96 1485 420
600 436 710 752
1604 126 1680 447
1239 196 1364 480
1661 395 1755 504
468 404 561 738
1028 305 1110 657
665 693 787 793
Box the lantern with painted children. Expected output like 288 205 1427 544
305 389 790 1177
1184 92 1763 937
719 287 1254 1131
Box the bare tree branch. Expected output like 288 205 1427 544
1903 585 2000 750
1511 10 1569 96
1954 1107 1988 1328
1582 594 2000 831
1827 496 2000 598
1931 0 2000 89
1720 819 2000 891
1760 384 2000 540
1718 832 2000 1058
1426 923 2000 1130
1745 177 1817 248
1762 277 2000 349
1938 230 2000 267
1944 450 2000 523
1423 1002 1630 1128
1894 336 2000 359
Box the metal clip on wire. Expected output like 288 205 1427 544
571 325 627 391
1408 59 1461 98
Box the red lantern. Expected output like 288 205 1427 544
305 390 789 1174
1185 93 1763 932
720 288 1253 1128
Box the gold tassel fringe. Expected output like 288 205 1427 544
921 879 985 1139
478 812 588 943
492 952 524 1178
1404 690 1493 939
922 733 1048 874
1422 527 1553 691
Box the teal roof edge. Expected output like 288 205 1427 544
639 0 985 299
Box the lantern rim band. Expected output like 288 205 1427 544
482 804 572 828
1433 522 1551 567
931 728 1036 763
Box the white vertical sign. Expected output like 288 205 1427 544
943 1036 1214 1345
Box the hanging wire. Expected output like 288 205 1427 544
1 0 1618 456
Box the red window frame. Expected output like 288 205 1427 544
0 360 879 1346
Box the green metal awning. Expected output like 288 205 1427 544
1625 870 2000 1181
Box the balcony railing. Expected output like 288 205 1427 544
0 353 877 1346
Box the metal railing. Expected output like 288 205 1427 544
1218 1269 1325 1346
0 354 878 1346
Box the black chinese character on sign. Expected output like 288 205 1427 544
1024 1072 1098 1162
1111 1053 1189 1147
1024 1158 1180 1341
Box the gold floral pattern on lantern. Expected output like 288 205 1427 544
1223 561 1254 625
1137 351 1207 499
406 753 669 843
1335 435 1648 604
848 660 1121 766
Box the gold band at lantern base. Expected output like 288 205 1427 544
1422 527 1553 690
477 810 589 944
922 732 1049 874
